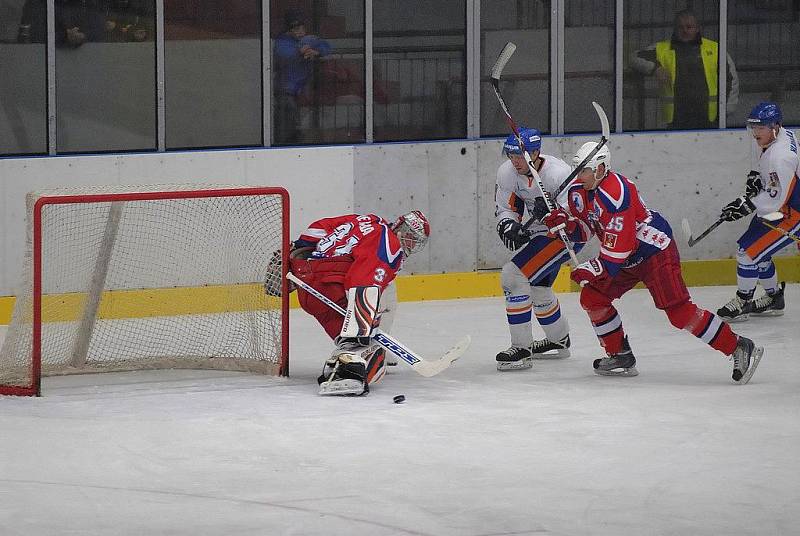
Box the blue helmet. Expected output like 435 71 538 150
747 102 782 127
502 127 542 156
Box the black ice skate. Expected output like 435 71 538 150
593 337 638 377
717 291 753 322
496 346 533 371
750 282 785 317
731 336 764 385
530 334 571 359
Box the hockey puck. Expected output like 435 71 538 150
393 394 406 404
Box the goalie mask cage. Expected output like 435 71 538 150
0 185 290 396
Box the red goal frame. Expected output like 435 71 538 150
1 186 290 396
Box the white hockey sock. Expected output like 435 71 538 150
757 260 778 293
736 250 758 297
531 286 569 342
502 263 534 347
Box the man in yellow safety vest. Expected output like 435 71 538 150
631 9 739 129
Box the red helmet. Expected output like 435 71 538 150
392 210 430 255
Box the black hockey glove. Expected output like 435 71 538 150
720 196 755 222
745 170 763 198
530 196 550 222
497 218 528 250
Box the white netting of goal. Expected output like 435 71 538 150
0 185 289 395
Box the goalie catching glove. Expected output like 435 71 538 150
497 218 529 250
543 208 578 237
570 258 606 287
720 196 755 222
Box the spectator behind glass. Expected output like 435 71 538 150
18 0 149 46
17 0 46 43
631 9 739 129
273 9 331 144
18 0 104 47
103 0 152 42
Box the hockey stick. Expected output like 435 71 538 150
552 102 611 199
682 193 754 247
680 207 800 246
286 272 470 378
490 42 579 266
681 217 725 247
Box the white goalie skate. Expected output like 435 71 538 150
318 339 373 396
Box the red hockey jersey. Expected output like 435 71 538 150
565 171 672 275
296 213 405 290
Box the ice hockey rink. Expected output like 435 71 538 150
1 284 798 536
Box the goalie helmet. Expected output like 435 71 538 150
747 102 782 127
502 127 542 156
573 141 611 174
392 210 430 255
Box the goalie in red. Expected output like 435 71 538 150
268 210 430 396
543 142 764 384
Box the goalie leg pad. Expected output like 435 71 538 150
340 286 381 339
365 347 387 384
376 282 398 366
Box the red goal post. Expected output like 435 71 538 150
0 185 290 396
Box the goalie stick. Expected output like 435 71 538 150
286 272 469 378
490 42 579 266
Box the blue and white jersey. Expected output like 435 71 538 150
751 126 800 215
494 154 572 233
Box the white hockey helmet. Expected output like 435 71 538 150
573 141 611 174
392 210 430 255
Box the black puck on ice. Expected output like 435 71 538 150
393 394 406 404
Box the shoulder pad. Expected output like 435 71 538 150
377 223 404 268
496 160 520 187
596 172 629 212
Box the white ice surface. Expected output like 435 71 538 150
1 285 799 536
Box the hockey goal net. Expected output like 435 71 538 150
0 185 290 396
